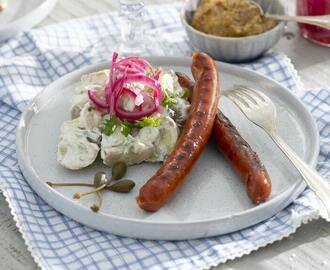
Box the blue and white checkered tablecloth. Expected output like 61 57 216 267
0 3 329 270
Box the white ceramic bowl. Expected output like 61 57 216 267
0 0 57 42
181 0 285 63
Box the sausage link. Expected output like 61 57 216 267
213 112 271 203
136 52 220 212
176 73 271 204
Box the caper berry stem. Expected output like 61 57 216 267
97 191 103 209
47 182 95 188
107 179 115 187
90 191 103 213
48 162 129 213
73 183 107 199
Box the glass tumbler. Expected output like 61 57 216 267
119 0 145 55
296 0 330 46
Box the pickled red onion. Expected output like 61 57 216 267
115 96 158 121
116 57 155 76
88 89 107 110
88 52 162 121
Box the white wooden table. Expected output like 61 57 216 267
0 0 329 269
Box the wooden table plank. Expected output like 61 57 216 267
0 193 37 270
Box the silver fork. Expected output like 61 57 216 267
225 85 330 220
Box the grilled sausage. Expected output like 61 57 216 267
176 73 272 204
136 52 220 212
213 112 271 203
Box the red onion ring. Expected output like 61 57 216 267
88 89 108 110
88 52 163 121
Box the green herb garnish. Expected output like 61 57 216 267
119 120 134 136
99 115 118 136
100 115 161 137
99 116 135 137
162 90 177 107
135 116 161 128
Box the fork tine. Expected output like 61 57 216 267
228 90 250 107
233 89 259 105
236 85 271 103
235 86 265 104
226 92 250 112
231 89 256 108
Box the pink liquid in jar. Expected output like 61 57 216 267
296 0 330 46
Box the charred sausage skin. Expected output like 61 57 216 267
176 72 271 204
136 52 220 212
213 111 271 204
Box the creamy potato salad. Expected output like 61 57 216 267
57 55 191 170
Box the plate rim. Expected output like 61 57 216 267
16 56 320 239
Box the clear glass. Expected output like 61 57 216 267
117 0 177 56
296 0 330 46
119 0 146 55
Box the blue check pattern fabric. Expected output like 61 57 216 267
0 4 329 270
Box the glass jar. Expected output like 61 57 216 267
296 0 330 46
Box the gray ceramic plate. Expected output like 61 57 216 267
16 57 319 240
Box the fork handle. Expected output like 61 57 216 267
269 132 330 220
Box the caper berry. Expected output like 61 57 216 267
111 162 127 180
94 171 108 187
48 161 133 213
107 179 135 193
